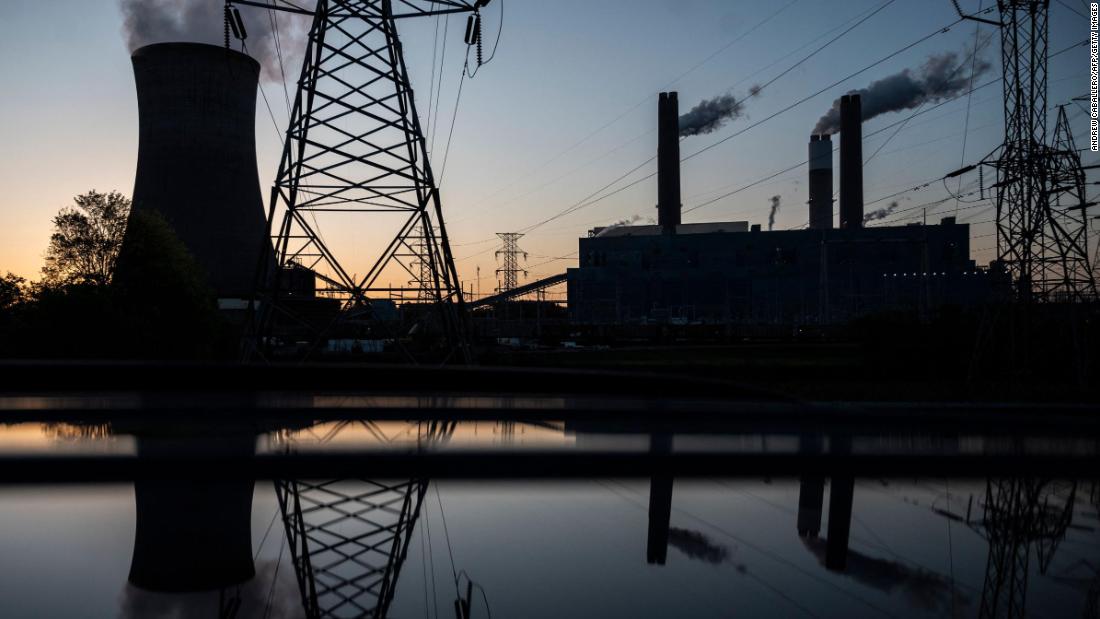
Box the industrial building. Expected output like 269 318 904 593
567 92 989 326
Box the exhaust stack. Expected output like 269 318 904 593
839 94 863 229
657 92 681 233
808 134 833 230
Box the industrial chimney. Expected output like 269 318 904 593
808 134 833 230
838 94 863 229
125 42 270 303
657 92 681 233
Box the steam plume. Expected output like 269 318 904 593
679 94 746 137
863 200 899 224
595 214 646 237
812 46 992 135
118 0 307 81
767 195 781 231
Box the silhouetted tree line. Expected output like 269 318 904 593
0 190 236 359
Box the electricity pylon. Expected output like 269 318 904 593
494 232 527 293
241 0 492 363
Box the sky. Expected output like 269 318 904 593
0 0 1094 295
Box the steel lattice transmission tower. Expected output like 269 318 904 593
978 0 1097 303
494 232 527 292
243 0 490 363
1046 106 1098 300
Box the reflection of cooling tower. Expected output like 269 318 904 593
126 42 269 300
128 434 255 592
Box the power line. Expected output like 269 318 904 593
680 10 977 166
465 0 806 208
955 0 987 214
456 16 1084 257
507 0 914 235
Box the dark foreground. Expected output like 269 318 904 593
0 362 1097 618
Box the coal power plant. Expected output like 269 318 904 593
567 91 988 327
122 42 270 308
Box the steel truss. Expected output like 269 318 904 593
275 478 428 618
494 232 526 293
275 420 455 618
250 0 483 362
992 0 1096 303
974 478 1076 619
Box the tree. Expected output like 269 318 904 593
0 272 26 311
43 190 130 286
112 210 225 358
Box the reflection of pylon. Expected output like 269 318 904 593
276 479 427 619
974 479 1076 619
495 233 527 293
276 420 455 619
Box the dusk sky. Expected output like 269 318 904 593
0 0 1093 292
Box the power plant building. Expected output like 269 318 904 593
567 92 988 326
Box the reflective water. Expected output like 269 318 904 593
0 421 1097 618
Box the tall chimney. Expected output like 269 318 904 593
124 42 270 301
839 94 863 229
657 92 681 233
808 134 833 230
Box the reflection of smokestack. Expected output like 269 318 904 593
808 135 833 230
125 42 271 300
647 434 673 565
826 476 855 571
839 94 863 229
657 92 681 234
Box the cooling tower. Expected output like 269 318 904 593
657 92 682 233
838 94 864 230
808 134 833 230
125 42 269 301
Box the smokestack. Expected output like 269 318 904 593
657 92 681 233
808 134 833 230
839 94 863 229
125 42 270 300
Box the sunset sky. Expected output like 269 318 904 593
0 0 1094 294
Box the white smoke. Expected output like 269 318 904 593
595 214 649 236
767 195 781 231
118 0 309 81
813 43 993 135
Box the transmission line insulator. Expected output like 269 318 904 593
476 15 483 65
228 7 247 41
463 14 480 46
